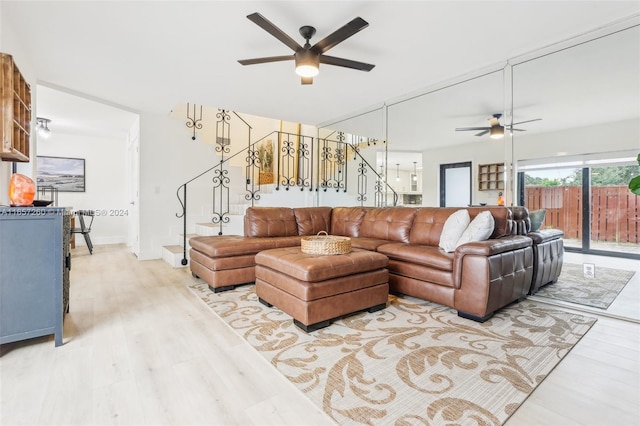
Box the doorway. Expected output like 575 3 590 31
36 85 140 253
127 128 140 256
440 162 471 207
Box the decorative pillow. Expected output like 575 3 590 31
438 209 470 253
529 209 546 232
456 211 495 247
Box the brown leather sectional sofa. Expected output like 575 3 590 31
189 205 551 322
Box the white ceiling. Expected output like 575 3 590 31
2 1 639 148
36 86 139 139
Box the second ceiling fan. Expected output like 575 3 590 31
238 12 375 85
456 113 542 139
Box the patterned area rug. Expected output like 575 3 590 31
188 282 596 426
535 263 636 309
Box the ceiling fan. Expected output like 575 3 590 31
238 12 375 85
455 113 542 139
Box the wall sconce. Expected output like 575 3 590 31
37 117 51 139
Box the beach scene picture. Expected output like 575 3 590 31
36 156 85 192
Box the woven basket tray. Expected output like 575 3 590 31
301 231 351 255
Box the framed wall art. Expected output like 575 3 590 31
36 156 86 192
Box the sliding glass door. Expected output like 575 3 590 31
519 156 640 259
520 167 583 249
588 163 640 255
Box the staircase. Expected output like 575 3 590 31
161 165 275 268
161 107 395 268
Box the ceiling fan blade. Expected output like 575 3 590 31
319 55 375 71
455 127 490 131
301 76 313 85
311 17 369 54
246 12 302 52
509 118 542 127
475 130 490 137
509 128 526 132
238 55 293 65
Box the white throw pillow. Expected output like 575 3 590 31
456 211 495 248
439 209 470 253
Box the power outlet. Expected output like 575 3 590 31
583 263 595 279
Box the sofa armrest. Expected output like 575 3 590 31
453 236 533 320
452 235 532 289
454 235 532 257
528 229 564 244
528 229 564 295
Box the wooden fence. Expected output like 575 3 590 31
525 186 640 243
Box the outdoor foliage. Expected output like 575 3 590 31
629 154 640 195
526 162 640 188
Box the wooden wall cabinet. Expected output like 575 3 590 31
478 162 505 191
0 53 31 162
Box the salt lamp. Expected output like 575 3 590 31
8 173 36 206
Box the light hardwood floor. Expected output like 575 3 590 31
1 244 639 426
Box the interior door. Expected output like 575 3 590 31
127 129 140 256
440 162 471 207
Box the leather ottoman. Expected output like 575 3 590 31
255 247 389 332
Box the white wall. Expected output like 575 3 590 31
0 6 37 205
0 9 6 204
513 118 639 164
138 111 219 260
36 131 129 246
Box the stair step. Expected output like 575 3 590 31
258 184 275 194
178 233 197 247
162 245 189 268
229 203 249 215
195 223 221 236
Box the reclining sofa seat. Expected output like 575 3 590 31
189 206 534 322
509 206 564 294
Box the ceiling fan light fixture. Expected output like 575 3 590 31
296 64 319 77
489 126 504 139
295 50 319 77
239 14 374 83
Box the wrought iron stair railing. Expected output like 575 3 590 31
175 110 398 266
